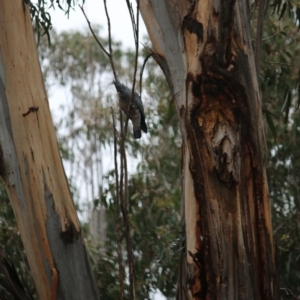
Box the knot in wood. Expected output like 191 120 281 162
209 117 240 187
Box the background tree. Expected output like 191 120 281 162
0 2 98 299
140 0 275 299
37 5 300 297
261 3 300 297
38 27 182 299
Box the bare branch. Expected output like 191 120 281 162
139 51 154 95
78 4 110 57
262 58 300 69
111 108 125 300
125 0 138 44
103 0 118 80
79 4 118 80
118 4 141 299
132 0 140 93
119 135 135 300
255 0 267 75
80 3 139 298
262 32 281 41
103 0 112 51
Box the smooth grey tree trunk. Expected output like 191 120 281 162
0 1 99 299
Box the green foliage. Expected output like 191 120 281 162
259 3 300 298
38 28 182 298
36 8 300 298
0 2 299 299
102 74 182 298
0 182 35 299
29 0 85 44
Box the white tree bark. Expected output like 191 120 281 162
0 1 99 299
140 1 276 299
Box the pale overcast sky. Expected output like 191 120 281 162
48 0 147 48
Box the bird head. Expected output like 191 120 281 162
112 80 130 98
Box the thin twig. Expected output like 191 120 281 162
79 4 109 57
132 0 140 94
123 0 140 137
103 0 118 80
262 32 281 41
80 2 137 298
104 0 112 53
121 2 141 299
111 108 125 300
79 4 118 80
125 0 138 44
119 104 132 299
279 283 300 299
119 135 134 299
255 0 267 75
262 58 300 69
139 52 154 95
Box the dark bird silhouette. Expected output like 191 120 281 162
112 80 147 139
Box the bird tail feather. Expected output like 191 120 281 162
141 118 147 133
134 129 142 139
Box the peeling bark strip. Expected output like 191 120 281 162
140 0 276 299
183 7 275 299
189 53 244 187
0 1 99 299
217 0 236 66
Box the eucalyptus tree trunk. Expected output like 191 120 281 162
0 2 99 299
140 1 276 299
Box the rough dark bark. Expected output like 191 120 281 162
141 0 276 299
0 1 99 299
